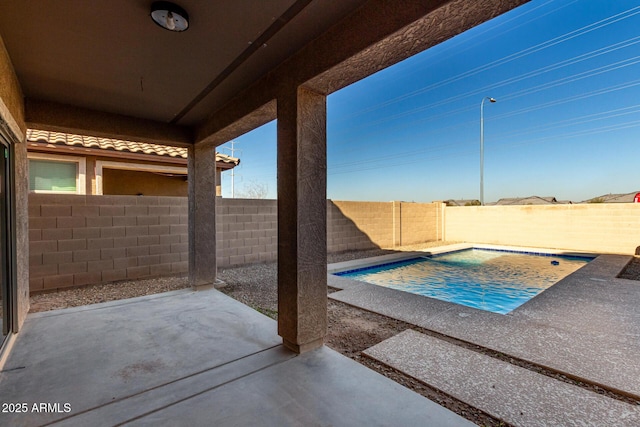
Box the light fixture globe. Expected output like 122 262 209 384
151 1 189 32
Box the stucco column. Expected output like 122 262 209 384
188 143 217 288
277 86 327 354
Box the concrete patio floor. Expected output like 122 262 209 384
0 288 472 426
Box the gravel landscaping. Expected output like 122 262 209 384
27 245 640 427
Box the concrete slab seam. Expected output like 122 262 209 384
109 351 296 426
44 344 291 426
27 289 193 320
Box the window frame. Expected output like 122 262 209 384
27 153 86 195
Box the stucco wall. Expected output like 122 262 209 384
445 204 640 254
0 34 29 331
0 36 25 137
103 169 188 197
13 142 30 329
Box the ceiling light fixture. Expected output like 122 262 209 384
151 2 189 32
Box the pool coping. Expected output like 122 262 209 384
327 243 601 293
328 243 600 275
330 244 595 315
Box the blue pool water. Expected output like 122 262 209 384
335 249 592 314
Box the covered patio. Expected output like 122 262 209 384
0 288 473 425
1 0 528 424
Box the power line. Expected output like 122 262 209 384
330 38 640 151
332 47 640 142
238 3 640 193
332 3 640 124
330 0 566 112
327 111 640 174
330 75 640 161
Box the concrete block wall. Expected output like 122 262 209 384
29 195 443 292
216 198 278 266
327 200 443 249
219 199 444 263
29 194 188 292
27 194 640 292
445 203 640 254
399 201 443 245
327 201 391 251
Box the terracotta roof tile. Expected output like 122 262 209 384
26 129 240 165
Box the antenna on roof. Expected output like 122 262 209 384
221 141 240 198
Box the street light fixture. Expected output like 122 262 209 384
480 96 496 206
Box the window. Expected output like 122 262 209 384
28 154 86 194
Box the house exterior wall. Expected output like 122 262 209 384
0 37 24 137
1 35 30 333
26 151 233 197
445 204 640 254
13 141 30 327
103 168 188 196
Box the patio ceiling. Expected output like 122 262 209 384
0 0 529 146
0 0 368 128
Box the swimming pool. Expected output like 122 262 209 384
334 248 592 314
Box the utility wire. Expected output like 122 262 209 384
332 0 566 99
333 48 640 140
332 3 640 123
331 75 640 160
328 109 640 174
327 117 640 175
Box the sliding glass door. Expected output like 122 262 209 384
0 124 14 349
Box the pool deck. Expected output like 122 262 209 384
365 329 640 426
329 244 640 400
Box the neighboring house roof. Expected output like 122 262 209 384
581 191 640 203
26 129 240 166
444 199 481 206
489 196 569 206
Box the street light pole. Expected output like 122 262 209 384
480 97 496 206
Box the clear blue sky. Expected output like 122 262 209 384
219 0 640 203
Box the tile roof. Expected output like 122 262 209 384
26 129 239 165
444 199 481 206
581 191 640 203
490 196 565 205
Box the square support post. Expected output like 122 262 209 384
188 144 217 289
277 86 328 354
